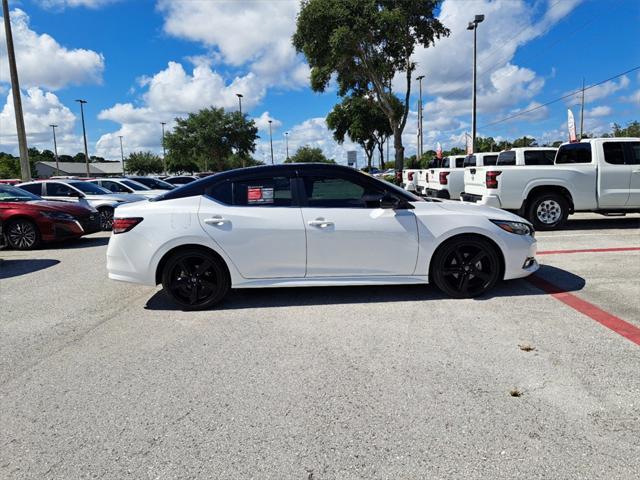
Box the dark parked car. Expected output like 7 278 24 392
0 184 101 250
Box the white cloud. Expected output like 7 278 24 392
565 76 630 105
584 105 612 118
41 0 118 8
253 112 282 133
0 9 104 90
621 90 640 105
0 88 82 154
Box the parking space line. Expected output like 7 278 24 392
527 275 640 346
538 247 640 255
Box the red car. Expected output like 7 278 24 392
0 184 101 250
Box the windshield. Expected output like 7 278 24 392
68 181 112 194
132 177 175 190
121 179 151 191
0 184 41 201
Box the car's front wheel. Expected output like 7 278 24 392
98 207 114 231
161 249 230 310
6 219 41 250
431 236 501 298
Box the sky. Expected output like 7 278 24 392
0 0 639 166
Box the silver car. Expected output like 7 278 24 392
90 178 166 199
17 180 145 230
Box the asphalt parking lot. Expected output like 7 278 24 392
1 213 639 480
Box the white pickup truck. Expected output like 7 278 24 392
461 138 640 229
401 168 421 192
422 155 467 199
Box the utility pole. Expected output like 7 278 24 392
284 132 289 161
119 135 125 174
50 124 59 176
416 75 425 159
160 122 167 172
75 99 90 177
268 120 274 165
467 14 484 154
579 78 585 140
3 0 31 181
236 93 243 114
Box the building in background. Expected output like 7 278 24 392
35 161 124 178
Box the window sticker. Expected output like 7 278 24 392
247 186 274 204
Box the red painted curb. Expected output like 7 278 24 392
538 247 640 255
527 275 640 346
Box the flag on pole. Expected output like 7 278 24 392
436 142 442 159
465 133 473 155
567 109 577 143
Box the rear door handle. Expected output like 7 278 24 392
204 216 228 226
308 218 334 228
633 169 640 173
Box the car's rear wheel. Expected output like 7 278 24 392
98 207 114 231
431 237 501 298
161 249 230 310
527 193 568 231
6 219 41 250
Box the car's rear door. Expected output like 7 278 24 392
198 170 306 279
598 141 632 207
626 141 640 206
298 169 419 277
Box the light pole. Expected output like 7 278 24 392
75 99 90 177
416 75 425 159
119 135 125 174
268 120 274 165
236 93 243 114
50 124 59 176
580 78 585 139
160 122 167 172
3 0 31 181
284 132 289 161
467 14 484 154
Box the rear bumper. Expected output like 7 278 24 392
424 188 450 199
461 192 502 208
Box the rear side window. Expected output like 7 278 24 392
603 142 626 165
524 150 555 166
463 155 476 168
497 151 515 165
206 181 232 205
483 155 498 166
18 183 43 195
455 157 465 168
233 176 293 207
555 143 592 164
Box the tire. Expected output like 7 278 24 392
98 207 114 231
526 193 569 231
431 236 501 298
6 219 41 250
161 248 230 310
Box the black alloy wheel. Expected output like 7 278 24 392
161 249 230 310
431 237 501 298
98 207 114 231
6 219 40 250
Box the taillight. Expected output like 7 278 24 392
112 217 143 234
408 172 414 181
439 171 450 185
486 171 502 189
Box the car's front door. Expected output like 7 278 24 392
298 171 419 277
198 173 306 279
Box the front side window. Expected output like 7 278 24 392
497 151 516 166
121 179 150 191
46 182 76 196
16 183 43 196
301 174 383 208
101 181 130 193
69 181 111 194
233 176 293 207
555 143 592 164
627 142 640 165
603 142 625 165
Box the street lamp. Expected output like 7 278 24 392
416 75 425 159
50 124 59 175
284 132 289 161
467 14 484 154
268 120 275 165
161 122 167 172
75 99 90 177
236 93 243 114
118 135 125 174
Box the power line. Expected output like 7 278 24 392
478 65 640 129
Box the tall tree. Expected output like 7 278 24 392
164 107 259 172
326 95 395 169
293 0 448 177
125 151 164 175
285 146 334 163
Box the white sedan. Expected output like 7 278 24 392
107 164 538 310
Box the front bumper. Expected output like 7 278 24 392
503 234 539 280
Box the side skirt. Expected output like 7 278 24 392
233 275 430 289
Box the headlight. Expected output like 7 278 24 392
491 219 534 236
41 211 76 221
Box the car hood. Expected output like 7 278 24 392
17 200 94 215
413 199 527 223
86 193 145 202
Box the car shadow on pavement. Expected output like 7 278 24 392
0 259 60 280
562 216 640 231
144 264 585 311
54 235 110 250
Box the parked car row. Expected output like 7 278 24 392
403 137 640 230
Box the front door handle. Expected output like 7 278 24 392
204 216 228 226
308 218 334 228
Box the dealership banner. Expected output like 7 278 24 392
567 109 578 143
436 142 442 159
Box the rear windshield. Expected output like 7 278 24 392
68 181 110 194
524 150 556 166
455 157 465 168
483 155 498 166
121 179 151 191
441 158 450 168
555 143 592 164
463 155 476 168
497 151 516 165
428 159 440 168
